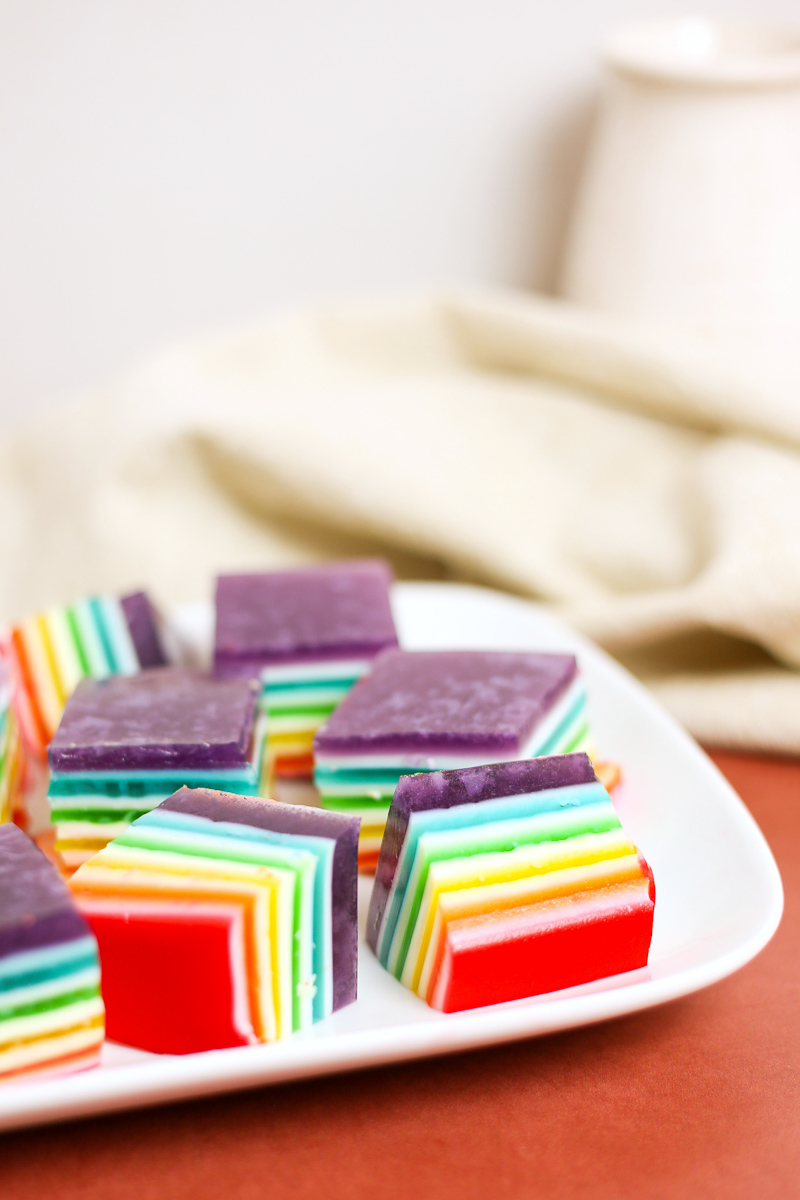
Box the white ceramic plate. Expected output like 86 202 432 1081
0 583 782 1132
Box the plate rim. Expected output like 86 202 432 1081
0 582 783 1131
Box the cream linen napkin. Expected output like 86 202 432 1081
3 289 800 752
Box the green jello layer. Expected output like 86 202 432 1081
320 796 391 823
551 720 591 755
0 983 101 1024
50 807 154 825
390 798 620 979
265 703 337 720
377 781 611 970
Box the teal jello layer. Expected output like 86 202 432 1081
264 674 361 699
0 937 99 993
50 775 260 834
49 770 259 798
533 692 589 757
0 936 102 1032
315 765 435 796
262 675 360 718
50 769 260 860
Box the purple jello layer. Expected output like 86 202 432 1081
366 753 598 952
120 591 168 668
0 908 91 961
314 650 577 757
0 825 92 959
49 668 258 773
160 787 360 1011
215 645 397 680
213 560 398 675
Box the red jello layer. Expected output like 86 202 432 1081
86 907 252 1054
273 753 315 779
430 879 654 1012
357 849 381 874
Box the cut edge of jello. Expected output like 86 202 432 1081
0 824 105 1085
68 787 359 1054
366 753 654 1013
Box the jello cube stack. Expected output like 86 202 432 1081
367 754 654 1012
314 650 593 871
214 562 398 783
3 590 166 758
0 824 104 1082
48 668 264 871
69 787 359 1053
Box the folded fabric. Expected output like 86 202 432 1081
2 290 800 751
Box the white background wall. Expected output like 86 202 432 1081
1 0 798 427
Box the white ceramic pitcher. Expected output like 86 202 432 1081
558 18 800 351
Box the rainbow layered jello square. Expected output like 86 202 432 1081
367 754 654 1012
48 668 263 871
314 650 592 871
69 787 360 1053
0 824 104 1082
2 590 167 759
214 562 398 783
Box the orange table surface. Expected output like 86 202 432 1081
4 749 800 1200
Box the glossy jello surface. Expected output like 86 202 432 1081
49 668 259 773
315 650 577 757
0 825 87 951
214 560 398 673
